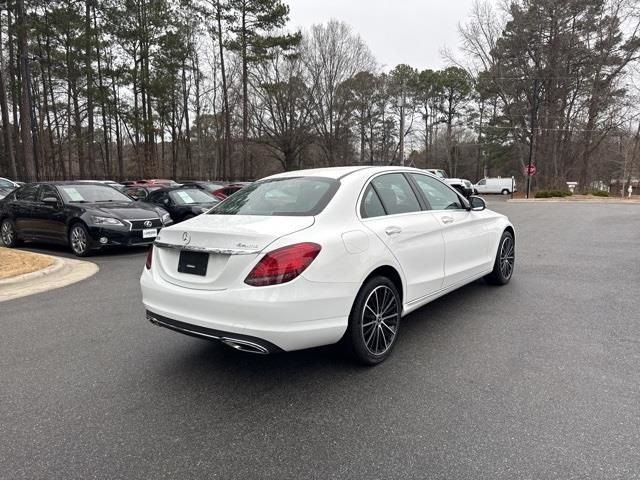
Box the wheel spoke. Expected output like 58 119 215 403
365 304 377 317
379 326 389 350
380 321 396 335
380 296 396 316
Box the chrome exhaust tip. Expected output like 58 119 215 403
221 338 269 355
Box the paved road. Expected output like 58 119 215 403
2 201 639 480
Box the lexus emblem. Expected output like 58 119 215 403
144 220 152 228
182 232 191 245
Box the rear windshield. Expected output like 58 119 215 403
209 177 339 216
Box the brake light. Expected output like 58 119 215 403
245 242 321 287
145 247 153 270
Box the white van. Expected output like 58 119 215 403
474 177 516 195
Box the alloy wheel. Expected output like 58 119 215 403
1 220 14 245
361 285 399 356
499 236 515 279
71 226 87 254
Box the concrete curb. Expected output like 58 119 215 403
0 253 99 302
0 256 64 286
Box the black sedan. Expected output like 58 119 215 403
140 187 219 224
0 182 172 256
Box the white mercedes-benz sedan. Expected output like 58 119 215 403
141 166 515 364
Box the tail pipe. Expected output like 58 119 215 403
146 311 281 355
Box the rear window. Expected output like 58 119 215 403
210 177 339 216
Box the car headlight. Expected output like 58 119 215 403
161 213 172 224
91 215 124 226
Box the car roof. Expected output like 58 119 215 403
264 165 431 181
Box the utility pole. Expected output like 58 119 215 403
526 78 540 199
399 82 405 166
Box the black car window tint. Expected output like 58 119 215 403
38 185 59 201
15 184 39 201
371 174 421 215
410 174 463 211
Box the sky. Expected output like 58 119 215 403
287 0 483 71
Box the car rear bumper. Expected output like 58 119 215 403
140 268 356 352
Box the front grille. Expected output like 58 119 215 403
129 218 162 230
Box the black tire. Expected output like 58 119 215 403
1 218 20 247
68 222 92 257
344 276 402 365
485 230 515 285
501 189 510 195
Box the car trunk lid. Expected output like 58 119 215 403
153 214 314 290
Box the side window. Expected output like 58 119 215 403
410 174 463 211
370 173 421 215
0 179 13 188
477 179 486 185
37 185 60 201
15 184 39 201
360 185 386 218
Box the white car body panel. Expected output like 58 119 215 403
141 166 514 353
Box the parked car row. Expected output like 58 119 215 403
0 176 250 256
0 182 173 256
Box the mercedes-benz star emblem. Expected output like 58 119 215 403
144 220 153 228
182 232 191 245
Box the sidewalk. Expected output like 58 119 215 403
0 250 98 302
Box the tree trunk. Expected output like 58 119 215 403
93 6 110 178
216 1 231 179
241 8 248 179
17 0 38 181
7 8 23 178
85 0 95 178
0 20 17 179
182 59 192 178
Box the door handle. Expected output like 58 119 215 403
441 216 454 224
384 226 402 236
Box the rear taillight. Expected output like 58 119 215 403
145 247 153 270
244 242 321 287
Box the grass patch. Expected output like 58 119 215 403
0 247 55 280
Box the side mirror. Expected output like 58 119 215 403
468 196 486 211
42 196 59 206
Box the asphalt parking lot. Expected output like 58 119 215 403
2 199 639 480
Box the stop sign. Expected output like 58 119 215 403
524 164 537 176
